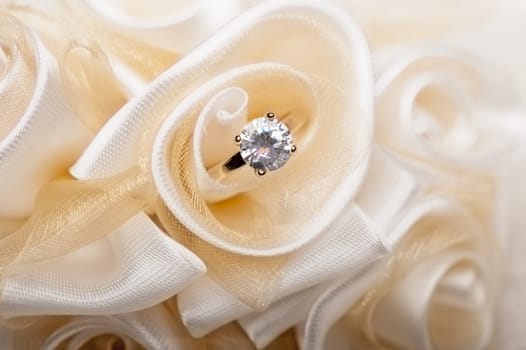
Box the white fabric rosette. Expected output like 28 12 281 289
295 48 525 350
0 212 205 318
0 10 205 320
5 301 269 350
66 0 245 53
62 0 419 345
38 305 193 350
4 304 193 350
375 48 524 170
60 0 247 95
0 14 92 221
301 196 497 350
1 2 521 349
209 147 418 349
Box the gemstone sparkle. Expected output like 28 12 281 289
239 116 294 172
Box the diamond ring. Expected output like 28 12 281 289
224 112 296 176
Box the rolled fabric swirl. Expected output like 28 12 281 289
0 14 93 219
0 9 204 321
67 0 384 317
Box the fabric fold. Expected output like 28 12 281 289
177 148 416 340
69 0 376 310
375 48 526 170
0 15 93 218
0 1 522 350
371 251 492 350
39 304 192 350
0 212 205 319
177 203 386 337
238 284 327 349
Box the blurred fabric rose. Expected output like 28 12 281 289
0 0 525 349
66 2 391 345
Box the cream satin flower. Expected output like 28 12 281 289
203 147 419 349
2 302 295 349
5 304 195 349
294 48 525 350
64 0 245 54
1 1 522 350
60 0 247 95
0 9 205 321
0 14 92 222
302 195 497 350
375 48 525 170
63 0 410 344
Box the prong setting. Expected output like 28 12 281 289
236 113 294 174
291 145 297 153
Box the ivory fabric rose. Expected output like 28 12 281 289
301 195 497 350
2 302 296 349
59 0 245 95
0 9 131 311
66 2 396 344
0 6 205 321
294 49 526 350
26 3 422 350
0 14 92 221
4 304 199 349
0 1 390 346
24 305 186 349
0 0 525 349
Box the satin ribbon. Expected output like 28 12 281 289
0 14 94 218
61 0 246 96
177 148 417 342
297 47 514 350
375 48 525 171
35 304 189 350
0 212 205 319
4 5 127 131
1 1 517 348
10 302 275 350
300 195 497 350
0 1 381 330
66 0 378 312
0 8 207 321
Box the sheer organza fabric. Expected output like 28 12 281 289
0 0 525 349
1 0 384 337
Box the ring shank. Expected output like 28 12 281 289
223 152 245 171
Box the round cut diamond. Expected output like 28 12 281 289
239 116 294 172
